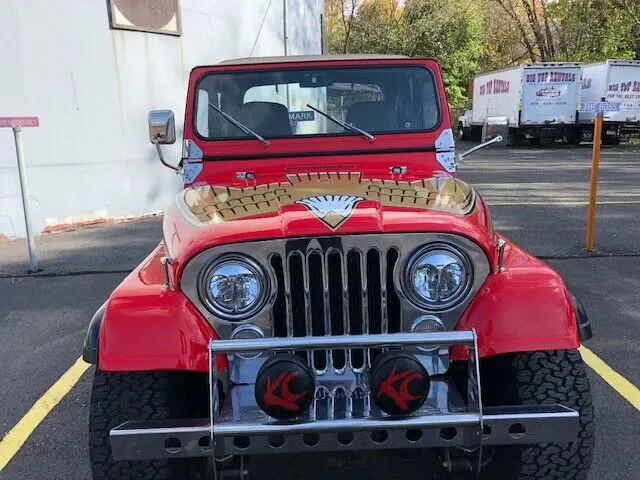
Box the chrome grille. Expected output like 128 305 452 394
270 246 402 374
181 233 492 381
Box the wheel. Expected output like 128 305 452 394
506 128 519 146
458 123 465 140
89 369 210 480
563 128 580 146
602 134 620 145
479 350 595 480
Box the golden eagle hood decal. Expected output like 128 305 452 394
179 173 475 230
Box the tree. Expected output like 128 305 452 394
549 0 635 62
402 0 483 107
610 0 640 58
325 0 361 54
483 0 556 63
324 0 639 108
324 0 483 108
347 0 404 54
476 0 638 67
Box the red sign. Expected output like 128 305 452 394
0 117 40 128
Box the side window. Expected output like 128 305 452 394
420 75 439 129
196 89 209 137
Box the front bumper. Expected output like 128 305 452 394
109 331 579 462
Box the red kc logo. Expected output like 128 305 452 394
264 371 308 412
377 367 424 412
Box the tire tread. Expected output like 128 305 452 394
89 370 189 480
481 349 594 480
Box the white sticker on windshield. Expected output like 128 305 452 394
289 111 316 122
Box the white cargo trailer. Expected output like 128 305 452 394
579 60 640 144
467 63 582 144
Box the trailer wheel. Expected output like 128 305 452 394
89 370 211 480
603 134 620 145
506 128 519 146
478 350 595 480
563 128 580 146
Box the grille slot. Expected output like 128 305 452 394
309 252 326 370
271 245 402 374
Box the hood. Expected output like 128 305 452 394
180 173 474 229
164 171 495 272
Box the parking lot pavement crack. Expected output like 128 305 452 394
537 253 640 261
0 269 133 279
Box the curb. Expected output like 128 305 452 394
41 212 163 235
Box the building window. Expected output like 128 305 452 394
107 0 182 36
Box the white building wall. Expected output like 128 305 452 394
0 0 323 237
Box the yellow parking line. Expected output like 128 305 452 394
580 345 640 411
0 347 637 473
0 356 90 472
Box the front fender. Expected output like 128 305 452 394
88 244 224 372
451 240 582 360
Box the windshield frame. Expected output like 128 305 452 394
191 64 442 143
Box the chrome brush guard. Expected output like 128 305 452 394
109 330 579 477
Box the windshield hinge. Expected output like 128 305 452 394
389 166 407 180
236 171 256 186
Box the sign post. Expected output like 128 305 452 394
579 101 620 252
0 117 40 272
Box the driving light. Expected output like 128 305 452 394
405 245 471 310
200 256 268 321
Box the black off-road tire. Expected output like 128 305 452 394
479 350 595 480
89 369 209 480
602 134 621 146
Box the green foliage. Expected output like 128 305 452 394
549 0 635 62
402 0 483 108
324 0 640 107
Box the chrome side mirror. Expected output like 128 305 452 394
148 110 176 145
148 110 179 171
455 135 503 168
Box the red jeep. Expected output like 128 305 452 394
84 55 594 479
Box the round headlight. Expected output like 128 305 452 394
405 246 471 310
200 256 268 321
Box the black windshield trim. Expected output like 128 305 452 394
192 64 442 142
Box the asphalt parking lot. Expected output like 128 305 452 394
0 142 639 479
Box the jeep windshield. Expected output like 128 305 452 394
194 66 440 140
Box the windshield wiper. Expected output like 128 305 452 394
307 104 376 143
208 102 269 146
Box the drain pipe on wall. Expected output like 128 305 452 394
0 117 40 272
283 0 291 110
